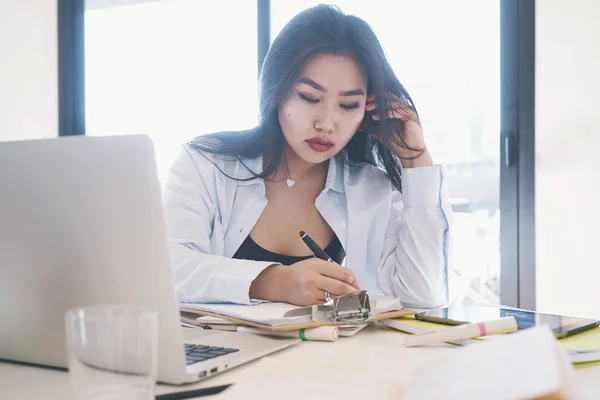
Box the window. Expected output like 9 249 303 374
85 0 258 184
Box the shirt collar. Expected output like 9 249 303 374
235 152 346 194
325 152 346 194
235 156 264 186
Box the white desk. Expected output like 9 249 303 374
1 325 599 399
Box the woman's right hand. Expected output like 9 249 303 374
249 258 361 306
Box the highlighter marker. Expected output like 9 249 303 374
238 326 339 342
202 324 340 342
403 316 518 347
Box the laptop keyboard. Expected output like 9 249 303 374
184 343 240 365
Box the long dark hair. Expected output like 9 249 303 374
189 4 421 192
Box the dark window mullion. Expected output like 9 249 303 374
500 0 535 309
516 0 536 311
57 0 86 136
257 0 270 78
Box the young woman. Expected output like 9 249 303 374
164 5 452 308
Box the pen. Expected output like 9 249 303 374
299 231 338 302
155 384 232 399
403 316 518 347
299 231 332 262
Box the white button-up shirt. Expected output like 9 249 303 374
163 146 452 308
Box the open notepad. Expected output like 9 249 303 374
180 296 416 332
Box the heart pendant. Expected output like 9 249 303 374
286 178 296 187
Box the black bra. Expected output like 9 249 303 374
232 235 345 266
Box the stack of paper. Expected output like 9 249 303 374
181 302 311 326
180 296 409 331
186 314 369 337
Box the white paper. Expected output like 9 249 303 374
402 325 590 400
181 302 309 326
338 324 368 337
194 315 237 325
567 349 600 363
371 296 404 313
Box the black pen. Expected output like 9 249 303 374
155 384 232 400
299 231 332 262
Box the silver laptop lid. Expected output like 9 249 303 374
0 135 188 383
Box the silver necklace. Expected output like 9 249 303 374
271 174 306 188
286 178 297 188
284 167 322 188
285 173 309 187
278 164 326 188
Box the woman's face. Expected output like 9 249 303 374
278 54 367 165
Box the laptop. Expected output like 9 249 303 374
0 134 300 384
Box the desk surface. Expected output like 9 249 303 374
1 324 599 399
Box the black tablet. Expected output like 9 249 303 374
415 303 599 339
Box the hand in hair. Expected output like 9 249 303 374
363 92 433 168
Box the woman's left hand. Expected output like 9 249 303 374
363 92 433 168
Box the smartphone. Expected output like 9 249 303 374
415 303 600 339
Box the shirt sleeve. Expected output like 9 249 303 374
163 147 276 304
376 165 452 309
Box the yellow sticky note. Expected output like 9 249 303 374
557 326 600 368
390 316 452 331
